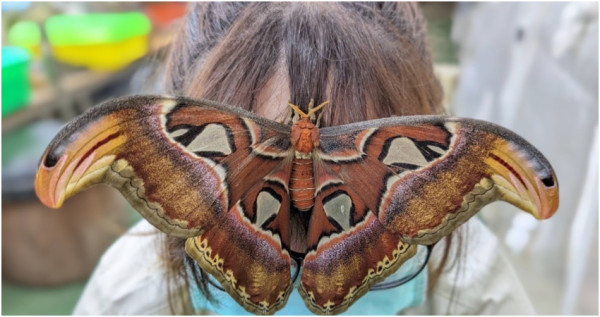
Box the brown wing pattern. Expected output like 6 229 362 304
35 95 559 315
186 157 295 314
35 95 295 314
297 116 559 314
299 169 416 314
316 116 559 246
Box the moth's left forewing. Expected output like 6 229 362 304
35 96 222 237
35 95 293 237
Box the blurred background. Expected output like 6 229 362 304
1 2 597 315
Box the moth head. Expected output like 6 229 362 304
288 99 328 125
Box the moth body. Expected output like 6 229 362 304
290 117 320 211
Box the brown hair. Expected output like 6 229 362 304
161 2 449 313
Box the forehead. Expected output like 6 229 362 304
255 67 290 122
256 100 289 122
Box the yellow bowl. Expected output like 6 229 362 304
51 35 148 71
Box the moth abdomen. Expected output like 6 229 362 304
290 158 315 211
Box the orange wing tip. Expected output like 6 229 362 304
35 149 119 209
488 141 559 220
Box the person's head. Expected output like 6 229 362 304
165 2 443 123
160 2 447 313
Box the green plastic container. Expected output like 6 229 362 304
45 12 150 46
8 21 42 58
2 46 31 116
45 12 151 70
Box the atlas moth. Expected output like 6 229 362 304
35 95 559 315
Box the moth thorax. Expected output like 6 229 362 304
290 158 315 211
291 119 319 154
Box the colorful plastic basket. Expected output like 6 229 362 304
45 12 151 71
